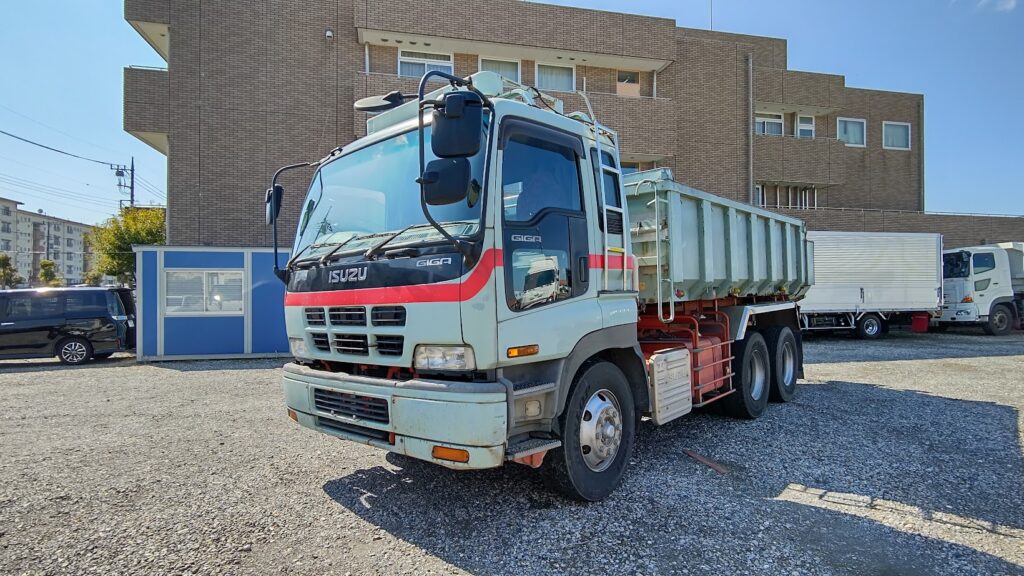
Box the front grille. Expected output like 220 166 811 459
314 388 389 424
317 417 391 441
329 306 366 326
305 308 326 326
333 333 369 356
371 306 407 326
376 335 404 356
310 333 330 351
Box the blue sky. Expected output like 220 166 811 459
0 1 1021 225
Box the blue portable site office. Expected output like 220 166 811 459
133 246 290 361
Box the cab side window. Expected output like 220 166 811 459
502 134 582 222
972 253 996 274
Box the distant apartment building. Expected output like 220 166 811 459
0 196 94 286
123 0 1023 248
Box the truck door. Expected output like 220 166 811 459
495 119 601 361
971 250 1004 315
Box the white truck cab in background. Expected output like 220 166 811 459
940 242 1024 335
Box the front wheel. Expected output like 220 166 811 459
57 337 93 365
983 304 1013 336
543 361 635 501
855 313 883 339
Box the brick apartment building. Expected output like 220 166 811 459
123 0 1023 249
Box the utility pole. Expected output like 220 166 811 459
130 156 135 207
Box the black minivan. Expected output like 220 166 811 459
0 287 136 364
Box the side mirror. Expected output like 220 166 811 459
421 158 471 206
431 91 483 158
265 184 283 225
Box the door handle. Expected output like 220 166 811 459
1 322 13 326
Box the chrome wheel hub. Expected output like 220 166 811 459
781 341 796 386
63 341 87 363
748 348 767 401
864 317 880 336
579 389 622 472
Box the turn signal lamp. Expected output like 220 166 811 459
961 296 974 303
507 344 539 358
287 409 298 422
432 445 470 463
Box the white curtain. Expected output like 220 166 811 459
536 64 573 91
884 124 909 148
481 59 519 82
839 120 865 145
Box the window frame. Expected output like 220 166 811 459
755 112 785 136
534 62 576 92
478 56 520 83
797 115 815 139
882 121 912 151
837 117 867 148
164 268 245 317
616 70 642 97
396 50 454 78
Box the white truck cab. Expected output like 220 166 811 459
939 242 1024 335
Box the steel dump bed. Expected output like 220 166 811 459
624 168 811 304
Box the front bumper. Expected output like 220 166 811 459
282 363 508 470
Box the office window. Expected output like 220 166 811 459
616 70 641 97
837 118 866 147
536 64 574 92
480 58 519 82
165 270 244 315
755 113 784 136
398 51 452 78
0 207 9 216
797 115 815 139
882 121 911 150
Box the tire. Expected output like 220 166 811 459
855 313 883 339
93 352 114 360
764 326 798 403
57 337 93 365
983 304 1013 336
721 331 771 419
543 361 636 501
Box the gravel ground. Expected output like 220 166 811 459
1 328 1022 575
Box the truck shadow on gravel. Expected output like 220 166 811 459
322 381 1023 575
802 330 1024 364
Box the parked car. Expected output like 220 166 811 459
0 287 136 364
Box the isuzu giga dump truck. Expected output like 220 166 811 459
266 71 812 500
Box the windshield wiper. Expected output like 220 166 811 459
289 237 356 268
365 221 477 261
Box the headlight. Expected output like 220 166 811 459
289 337 312 360
414 345 475 371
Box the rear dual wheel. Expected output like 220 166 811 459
723 327 799 418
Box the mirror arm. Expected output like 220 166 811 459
269 161 314 283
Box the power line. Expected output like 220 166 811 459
0 129 116 166
0 103 122 156
0 172 120 203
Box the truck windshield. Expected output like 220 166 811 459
292 125 487 263
943 251 970 279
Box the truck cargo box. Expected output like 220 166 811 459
800 231 942 314
995 242 1024 293
625 168 811 305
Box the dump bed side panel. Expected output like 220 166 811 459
625 169 811 305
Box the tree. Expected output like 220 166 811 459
38 259 63 287
83 269 104 287
0 253 24 289
86 207 165 284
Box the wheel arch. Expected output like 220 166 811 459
554 324 648 428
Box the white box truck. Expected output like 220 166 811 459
939 242 1024 335
798 231 942 339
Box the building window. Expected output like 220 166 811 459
797 115 815 139
536 64 574 92
755 113 784 136
1 240 10 251
397 51 453 78
616 70 641 97
480 58 519 82
165 270 244 315
0 207 9 216
0 222 10 233
620 160 655 175
882 121 911 150
837 117 866 147
66 238 74 247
